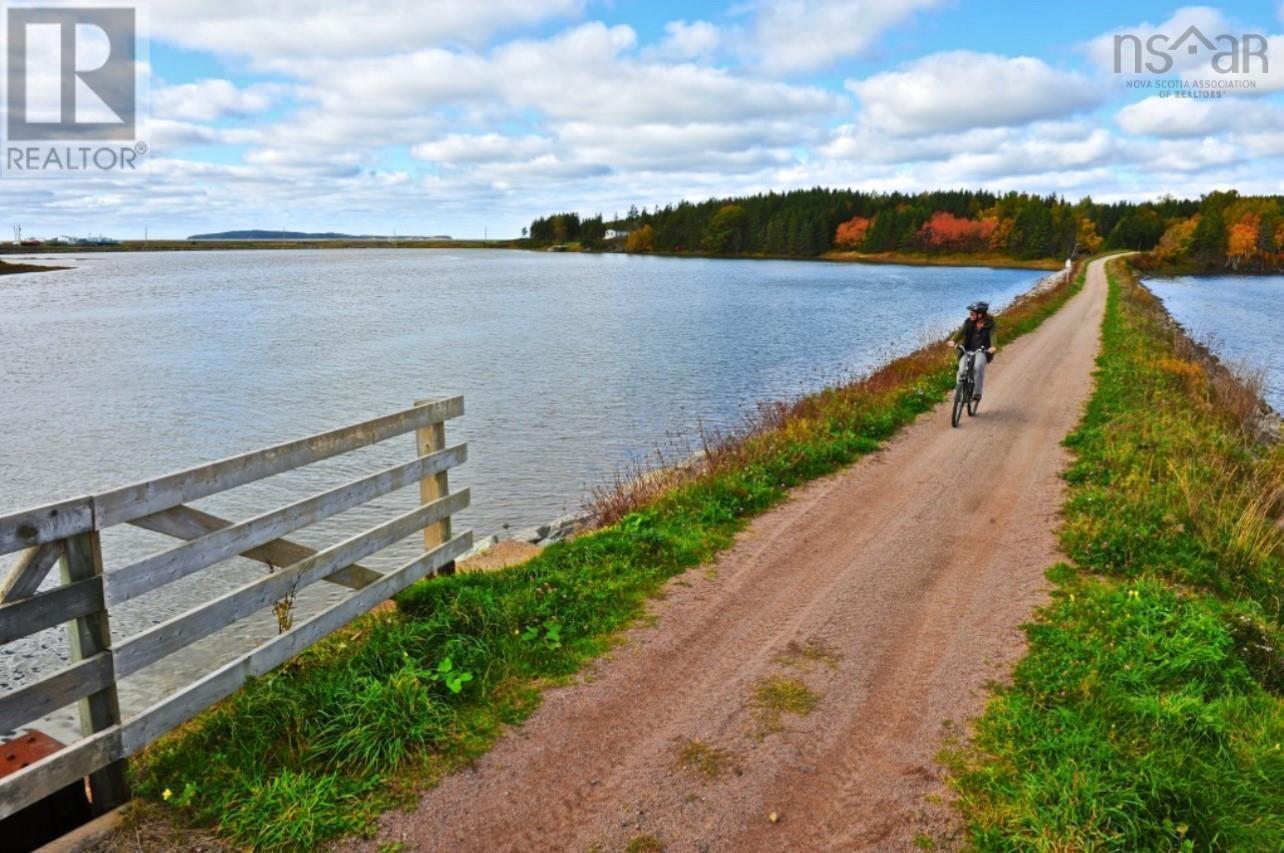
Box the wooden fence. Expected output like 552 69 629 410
0 397 472 820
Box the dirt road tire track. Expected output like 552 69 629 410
357 258 1110 853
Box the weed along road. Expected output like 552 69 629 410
356 258 1111 852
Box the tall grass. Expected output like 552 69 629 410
129 265 1087 850
948 257 1284 851
590 267 1084 526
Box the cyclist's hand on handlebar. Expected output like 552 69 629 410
987 347 996 354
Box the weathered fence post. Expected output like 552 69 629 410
59 531 130 813
415 400 455 574
0 397 469 825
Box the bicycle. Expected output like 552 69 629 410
951 346 984 428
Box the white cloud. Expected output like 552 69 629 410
1240 128 1284 156
820 123 1009 164
647 20 721 61
243 147 365 176
847 51 1101 135
937 126 1120 180
144 118 224 148
152 79 283 121
1140 136 1244 172
553 120 802 171
747 0 947 73
473 154 611 183
293 23 840 144
827 120 1121 182
151 0 585 63
285 20 837 154
1115 96 1223 137
133 19 844 185
411 133 553 164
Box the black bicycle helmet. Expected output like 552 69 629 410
968 301 990 315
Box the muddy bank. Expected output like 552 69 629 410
0 259 68 275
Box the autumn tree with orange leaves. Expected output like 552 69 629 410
916 212 998 250
1227 212 1261 269
834 216 871 248
531 186 1280 268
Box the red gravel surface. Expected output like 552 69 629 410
352 258 1109 853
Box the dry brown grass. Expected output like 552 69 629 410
1162 304 1275 441
1212 363 1272 439
771 639 841 672
749 675 821 738
675 737 737 780
587 339 963 529
86 801 232 853
587 262 1088 527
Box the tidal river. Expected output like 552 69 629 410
0 248 1043 739
1146 274 1284 412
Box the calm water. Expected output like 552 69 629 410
0 249 1042 738
1145 275 1284 412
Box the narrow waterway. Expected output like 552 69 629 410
0 248 1045 740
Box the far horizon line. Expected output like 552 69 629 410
9 184 1265 242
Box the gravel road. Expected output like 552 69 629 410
354 257 1110 853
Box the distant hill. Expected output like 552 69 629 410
188 230 371 240
187 230 456 241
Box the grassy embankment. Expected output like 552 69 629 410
946 257 1284 850
126 265 1087 850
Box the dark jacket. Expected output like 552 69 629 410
954 315 996 352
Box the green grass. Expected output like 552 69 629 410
130 263 1088 850
749 675 822 737
948 257 1284 851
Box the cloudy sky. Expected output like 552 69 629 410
6 0 1284 238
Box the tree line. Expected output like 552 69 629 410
528 188 1284 271
526 212 605 248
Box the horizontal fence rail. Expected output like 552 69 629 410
0 397 471 821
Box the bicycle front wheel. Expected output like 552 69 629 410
952 382 967 427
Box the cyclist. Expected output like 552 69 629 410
945 301 997 402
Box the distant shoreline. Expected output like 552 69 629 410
539 245 1065 270
0 238 518 255
1132 256 1284 278
0 240 1062 271
822 250 1062 271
